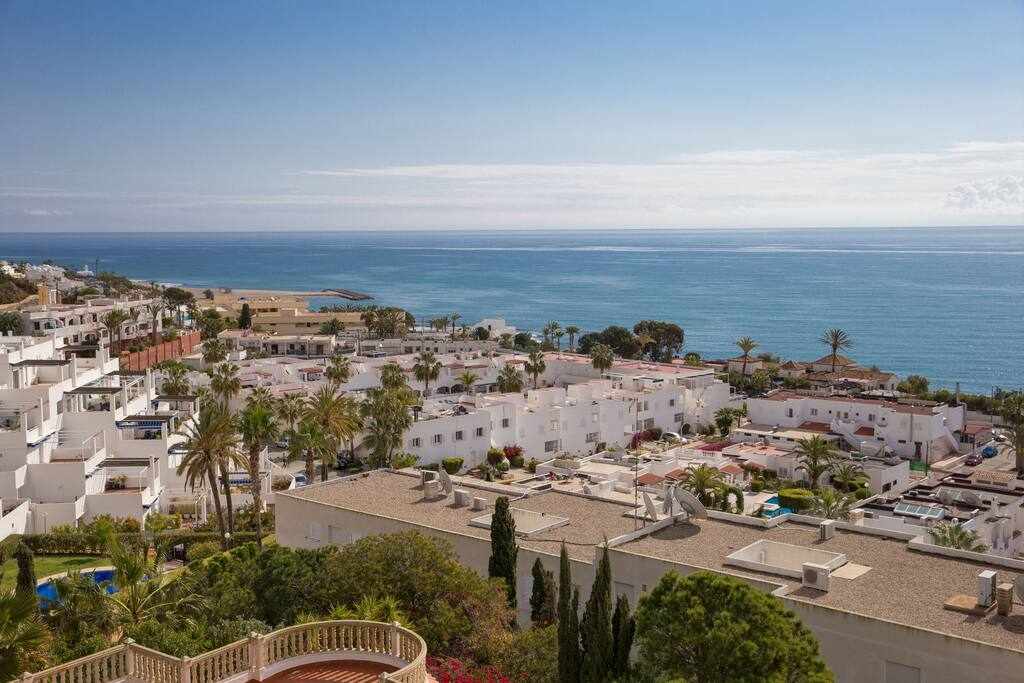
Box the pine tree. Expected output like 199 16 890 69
238 303 252 329
557 542 581 683
14 542 37 610
531 557 557 626
488 496 518 612
579 543 613 682
611 593 635 677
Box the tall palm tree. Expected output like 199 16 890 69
590 343 614 373
178 406 238 547
145 301 165 345
360 307 379 338
679 464 726 506
542 321 562 349
275 393 305 433
413 351 441 396
246 386 275 410
288 418 329 484
208 362 241 409
929 522 987 552
1000 391 1024 473
305 385 359 481
819 328 853 373
449 313 461 337
379 362 407 391
319 317 345 335
326 354 352 387
338 394 364 466
456 370 479 393
237 403 279 546
811 488 853 520
735 336 758 376
497 364 525 393
0 590 48 680
101 309 129 351
795 436 836 489
202 338 227 365
525 350 546 389
564 325 580 351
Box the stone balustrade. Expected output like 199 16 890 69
21 620 427 683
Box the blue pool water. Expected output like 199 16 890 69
36 568 117 604
761 495 793 518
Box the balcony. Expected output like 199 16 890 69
24 620 429 683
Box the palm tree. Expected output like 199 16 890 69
830 461 864 493
145 301 165 345
305 385 359 481
590 343 614 373
679 464 726 507
178 406 238 547
246 386 274 410
1000 391 1024 473
237 403 279 546
0 590 48 680
811 488 853 520
202 338 227 365
101 309 129 351
449 313 461 337
413 351 442 396
456 370 479 394
819 328 853 373
714 407 737 437
929 522 988 552
497 364 525 393
326 354 352 387
795 436 836 489
525 350 546 389
542 321 562 349
101 529 200 628
274 393 305 433
208 362 241 409
379 362 407 391
360 308 379 338
288 418 329 485
735 336 758 376
329 594 408 625
564 325 580 351
0 312 22 336
319 317 345 335
338 394 364 466
160 361 191 396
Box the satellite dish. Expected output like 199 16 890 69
673 487 708 521
438 468 454 495
642 492 660 522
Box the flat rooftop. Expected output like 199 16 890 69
285 469 1024 652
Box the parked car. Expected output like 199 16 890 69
293 473 308 487
965 453 983 466
981 444 999 458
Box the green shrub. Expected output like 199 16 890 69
442 457 464 474
509 455 525 468
749 480 763 493
486 447 504 466
526 458 539 474
187 541 223 563
778 488 815 511
853 486 872 500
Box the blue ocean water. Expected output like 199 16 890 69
2 227 1022 393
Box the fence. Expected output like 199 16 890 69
22 620 427 683
117 331 202 372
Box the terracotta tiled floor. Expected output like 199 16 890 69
257 661 398 683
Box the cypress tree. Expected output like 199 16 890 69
557 542 581 683
611 593 635 677
238 303 252 329
14 542 37 609
579 543 613 682
488 496 518 612
530 557 557 626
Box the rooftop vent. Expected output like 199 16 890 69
978 570 997 608
471 497 487 511
452 489 471 507
819 519 836 541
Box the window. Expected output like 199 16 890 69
674 412 684 422
868 413 875 422
669 398 676 407
475 427 484 437
433 434 443 445
586 432 599 443
810 408 818 416
410 437 421 448
455 430 464 441
786 408 794 418
544 439 560 452
501 417 510 428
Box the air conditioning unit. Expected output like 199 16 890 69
978 570 997 607
453 489 471 507
802 562 831 591
423 480 441 499
848 509 866 524
471 496 488 511
819 519 836 541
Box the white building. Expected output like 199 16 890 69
746 390 965 461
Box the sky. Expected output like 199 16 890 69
1 1 1023 231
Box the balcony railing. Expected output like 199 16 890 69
23 620 427 683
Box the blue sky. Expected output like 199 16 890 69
2 1 1022 230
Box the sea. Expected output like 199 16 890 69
2 227 1022 394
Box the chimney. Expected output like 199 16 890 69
997 583 1014 616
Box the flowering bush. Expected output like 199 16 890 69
426 657 512 683
502 445 524 467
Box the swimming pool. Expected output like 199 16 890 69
761 495 793 519
36 568 117 604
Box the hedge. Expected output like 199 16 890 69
19 530 259 556
778 488 815 512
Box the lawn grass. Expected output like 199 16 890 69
0 555 110 591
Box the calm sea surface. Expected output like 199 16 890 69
2 227 1022 393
